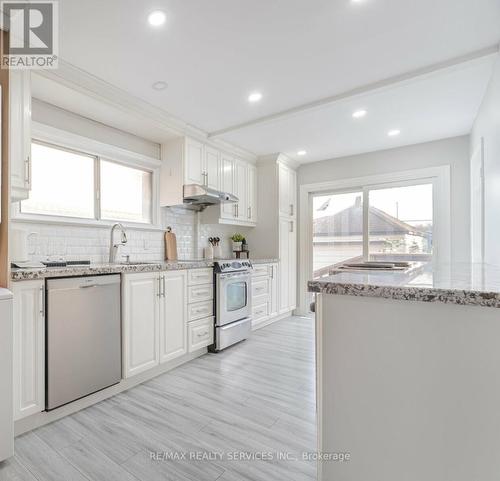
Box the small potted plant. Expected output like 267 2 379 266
231 233 244 252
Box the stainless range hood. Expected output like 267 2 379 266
183 184 238 210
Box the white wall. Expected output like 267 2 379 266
298 136 471 264
471 53 500 266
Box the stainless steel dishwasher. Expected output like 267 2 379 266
46 275 122 410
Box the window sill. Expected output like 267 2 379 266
11 214 164 232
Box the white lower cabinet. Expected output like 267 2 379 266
188 317 214 352
251 263 279 328
12 280 45 420
122 272 160 378
159 271 188 363
123 269 211 379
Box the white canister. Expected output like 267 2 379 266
214 245 222 259
204 245 214 260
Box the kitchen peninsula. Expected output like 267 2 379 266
310 263 500 481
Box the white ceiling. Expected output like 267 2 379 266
56 0 500 162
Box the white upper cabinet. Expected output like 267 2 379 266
220 152 235 219
204 145 220 190
184 138 204 185
278 163 297 218
10 70 32 202
234 160 248 221
247 165 257 223
161 136 257 226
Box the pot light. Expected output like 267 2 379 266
352 109 367 119
248 92 263 103
148 10 166 27
387 129 401 137
152 81 168 91
297 150 307 156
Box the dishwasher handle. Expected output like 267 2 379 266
47 274 121 292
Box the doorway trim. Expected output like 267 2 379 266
297 165 451 316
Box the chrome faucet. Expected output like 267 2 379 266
109 223 128 263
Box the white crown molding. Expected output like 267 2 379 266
35 59 258 163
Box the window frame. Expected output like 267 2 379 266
12 122 161 229
299 166 451 315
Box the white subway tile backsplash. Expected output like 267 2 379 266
16 206 252 263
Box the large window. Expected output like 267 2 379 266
312 182 434 278
21 141 154 225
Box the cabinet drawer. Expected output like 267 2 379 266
188 268 213 286
252 278 269 298
252 302 269 322
188 317 214 352
188 284 214 303
188 300 213 321
252 264 270 278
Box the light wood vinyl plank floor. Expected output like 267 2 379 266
0 316 317 481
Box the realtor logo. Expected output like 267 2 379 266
1 0 58 69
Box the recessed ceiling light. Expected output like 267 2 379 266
387 129 401 137
352 109 367 119
297 150 307 156
248 92 263 103
148 10 166 27
152 81 168 91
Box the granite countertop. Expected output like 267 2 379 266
308 263 500 308
11 258 279 281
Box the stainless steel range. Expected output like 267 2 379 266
211 260 253 351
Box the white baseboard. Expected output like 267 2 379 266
14 348 207 436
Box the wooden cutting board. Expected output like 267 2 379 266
164 230 178 261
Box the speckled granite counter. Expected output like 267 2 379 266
11 258 279 281
308 263 500 308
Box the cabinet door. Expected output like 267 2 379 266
247 165 257 223
10 70 32 201
288 169 297 218
159 270 187 363
278 218 290 313
288 220 297 310
278 163 290 217
221 153 236 219
235 161 248 220
122 273 160 378
205 146 220 190
12 280 44 420
269 263 279 318
184 138 204 185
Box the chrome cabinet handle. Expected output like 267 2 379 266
162 276 166 297
39 285 44 318
289 221 294 233
197 331 209 337
25 156 31 187
157 276 162 297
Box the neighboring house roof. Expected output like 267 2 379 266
314 201 427 237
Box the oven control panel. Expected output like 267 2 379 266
215 261 253 273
